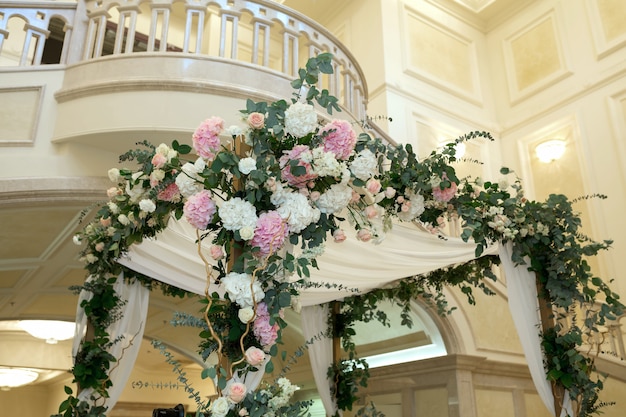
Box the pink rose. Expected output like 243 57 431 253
210 245 224 260
95 242 105 252
357 229 372 242
247 112 265 129
365 205 378 219
309 191 321 201
245 346 266 366
333 229 346 242
351 191 361 203
151 153 167 169
100 217 112 227
228 382 247 403
384 187 396 199
366 179 381 194
107 187 120 198
396 196 405 204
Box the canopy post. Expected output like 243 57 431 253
536 275 565 417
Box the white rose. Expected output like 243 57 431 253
108 168 121 183
226 125 243 137
139 199 156 213
107 202 119 214
238 157 257 175
239 226 255 241
72 235 82 245
118 214 130 226
238 307 255 323
210 397 230 417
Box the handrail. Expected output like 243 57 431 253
0 0 369 120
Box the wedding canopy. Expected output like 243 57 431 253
112 216 571 416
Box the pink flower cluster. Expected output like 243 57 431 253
432 175 458 202
250 211 289 257
279 145 318 188
183 190 217 229
192 116 224 160
253 302 279 349
320 119 357 160
157 183 181 202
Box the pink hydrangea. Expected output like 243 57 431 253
320 119 357 160
250 211 289 257
279 145 318 188
192 116 224 160
253 302 279 348
183 190 217 230
432 175 458 202
157 182 181 202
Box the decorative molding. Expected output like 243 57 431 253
584 0 626 60
400 4 484 106
501 8 573 105
606 87 626 184
0 85 44 146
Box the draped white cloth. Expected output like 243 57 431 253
300 304 338 416
73 274 149 411
499 243 573 417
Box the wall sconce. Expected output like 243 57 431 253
19 320 75 344
535 139 566 163
0 368 38 390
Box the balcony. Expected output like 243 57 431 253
0 0 368 152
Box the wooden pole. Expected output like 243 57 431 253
536 275 565 417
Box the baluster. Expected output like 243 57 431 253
219 11 240 59
115 5 140 54
183 6 205 54
0 28 8 57
148 5 171 52
343 71 354 114
282 30 298 76
20 24 50 66
251 18 271 66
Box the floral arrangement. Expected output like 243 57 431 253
57 54 623 417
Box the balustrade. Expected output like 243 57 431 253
0 0 368 120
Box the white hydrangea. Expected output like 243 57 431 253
219 197 258 231
316 183 353 214
238 157 257 175
397 191 425 221
276 192 321 233
175 159 205 198
221 272 264 309
225 124 243 137
284 102 318 137
349 149 378 181
270 182 288 206
312 147 342 177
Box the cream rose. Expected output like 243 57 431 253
244 346 266 366
247 112 265 129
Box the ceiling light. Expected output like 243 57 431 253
0 368 38 390
535 139 566 163
19 320 75 344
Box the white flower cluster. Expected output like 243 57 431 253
316 183 353 214
268 378 300 410
272 187 321 234
311 147 343 177
397 191 426 222
238 157 257 175
219 197 258 236
349 149 378 181
221 272 264 309
485 206 519 239
175 158 206 197
284 102 318 138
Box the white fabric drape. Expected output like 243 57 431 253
73 274 149 411
119 217 496 306
300 304 338 417
499 243 573 417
